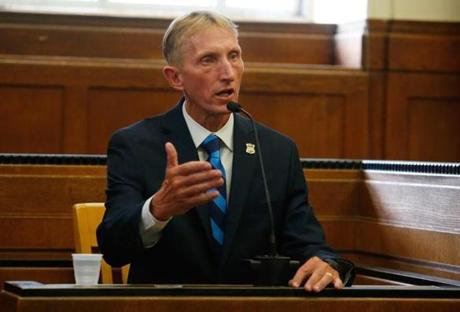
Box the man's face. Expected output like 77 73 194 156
168 26 244 120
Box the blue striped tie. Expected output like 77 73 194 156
201 134 227 252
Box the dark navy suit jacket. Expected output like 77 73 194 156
97 98 343 284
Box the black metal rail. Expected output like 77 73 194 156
1 154 459 175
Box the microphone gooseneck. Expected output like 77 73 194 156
227 101 298 286
227 101 277 256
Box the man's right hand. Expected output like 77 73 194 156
150 142 224 221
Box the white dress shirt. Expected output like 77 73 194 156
139 102 234 247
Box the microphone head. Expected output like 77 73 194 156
227 101 242 113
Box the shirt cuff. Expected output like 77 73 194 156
139 195 171 248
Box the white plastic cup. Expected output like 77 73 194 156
72 253 102 285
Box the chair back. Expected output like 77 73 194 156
72 202 129 283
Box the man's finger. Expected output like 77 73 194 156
172 160 212 176
311 272 335 293
304 269 323 292
333 276 344 289
183 190 220 208
165 142 178 168
180 169 222 187
288 256 320 288
176 177 225 198
289 266 312 288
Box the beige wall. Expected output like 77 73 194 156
368 0 460 21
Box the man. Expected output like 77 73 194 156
97 11 354 292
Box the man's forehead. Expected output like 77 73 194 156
185 26 238 49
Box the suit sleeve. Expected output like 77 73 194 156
96 130 149 267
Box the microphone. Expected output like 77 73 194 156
227 101 299 286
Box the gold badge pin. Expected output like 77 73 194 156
246 143 256 154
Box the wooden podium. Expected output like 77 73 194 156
1 281 459 312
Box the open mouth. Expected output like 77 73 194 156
215 88 234 98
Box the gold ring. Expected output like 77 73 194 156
325 272 333 278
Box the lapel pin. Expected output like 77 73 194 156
245 143 256 154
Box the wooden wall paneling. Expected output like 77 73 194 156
362 20 389 71
0 85 65 153
0 165 106 257
305 168 460 281
0 163 458 285
304 169 362 251
241 92 346 158
0 56 173 153
385 73 409 160
0 24 166 60
361 21 387 160
385 73 460 161
346 251 460 281
0 267 74 290
62 85 88 153
408 97 460 161
0 56 168 87
387 21 460 72
239 32 334 65
355 170 460 279
0 12 337 65
355 222 460 266
360 171 460 234
1 56 370 156
241 66 370 158
367 73 386 159
86 88 181 154
343 81 370 158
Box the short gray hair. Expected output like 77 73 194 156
162 11 239 66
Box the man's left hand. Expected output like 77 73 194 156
288 256 343 292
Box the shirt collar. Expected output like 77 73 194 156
182 101 234 151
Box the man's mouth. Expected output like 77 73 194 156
215 88 234 98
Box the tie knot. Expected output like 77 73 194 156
201 134 220 155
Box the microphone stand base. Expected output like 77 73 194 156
247 255 300 286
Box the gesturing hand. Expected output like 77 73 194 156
150 142 224 221
289 256 343 292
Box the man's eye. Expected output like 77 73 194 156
229 52 240 60
201 57 214 64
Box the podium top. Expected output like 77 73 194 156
4 281 460 298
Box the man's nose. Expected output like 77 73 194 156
219 58 235 81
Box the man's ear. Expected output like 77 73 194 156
162 66 184 91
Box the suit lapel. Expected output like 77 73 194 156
160 98 198 165
161 103 258 266
160 98 213 248
221 114 258 266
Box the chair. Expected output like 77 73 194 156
72 202 129 284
